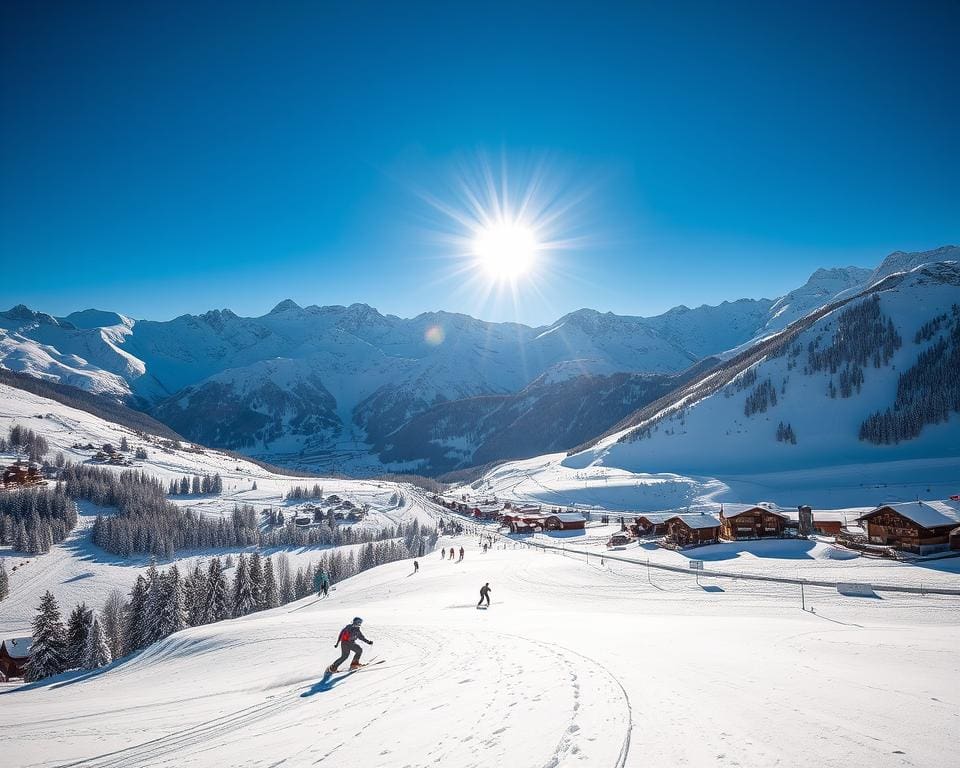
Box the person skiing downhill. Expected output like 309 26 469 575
449 547 455 561
459 547 465 562
413 560 419 574
314 568 330 598
477 582 491 607
328 617 373 673
441 548 446 559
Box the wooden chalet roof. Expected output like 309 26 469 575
859 500 960 529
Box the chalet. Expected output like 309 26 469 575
2 461 44 488
951 527 960 551
471 504 503 521
544 512 586 531
0 637 32 681
501 513 544 533
857 500 960 555
719 503 789 540
634 513 672 537
665 513 721 549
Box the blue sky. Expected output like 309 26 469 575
1 1 957 326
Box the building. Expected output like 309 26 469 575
664 513 721 548
857 500 960 555
719 503 789 540
544 512 586 531
634 513 672 537
0 637 32 681
2 461 44 488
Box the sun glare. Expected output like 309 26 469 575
472 221 539 281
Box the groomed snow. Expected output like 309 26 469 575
3 531 958 768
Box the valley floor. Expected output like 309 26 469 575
4 533 958 768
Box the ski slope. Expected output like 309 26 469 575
4 533 958 768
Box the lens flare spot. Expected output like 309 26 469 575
424 325 445 346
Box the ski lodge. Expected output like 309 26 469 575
0 637 32 681
664 513 722 548
633 513 673 537
2 461 44 489
719 503 789 540
543 512 586 531
857 500 960 555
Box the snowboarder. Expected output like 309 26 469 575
327 617 373 673
413 560 419 574
477 582 491 607
459 546 465 562
314 568 330 598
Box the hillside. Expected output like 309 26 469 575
0 249 905 474
4 534 958 768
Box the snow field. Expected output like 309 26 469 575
4 536 959 768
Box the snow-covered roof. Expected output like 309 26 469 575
547 513 586 523
1 637 33 659
721 503 787 519
667 513 722 530
636 512 673 523
862 500 960 529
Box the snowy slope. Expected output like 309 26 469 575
4 533 959 768
0 382 433 636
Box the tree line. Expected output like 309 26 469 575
3 424 50 463
0 486 77 555
167 473 224 496
23 519 437 682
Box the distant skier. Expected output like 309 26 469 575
413 559 419 574
441 548 446 559
477 582 491 608
314 568 330 598
459 546 465 562
449 547 455 560
328 617 373 673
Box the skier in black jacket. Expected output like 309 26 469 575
327 617 373 673
477 582 491 607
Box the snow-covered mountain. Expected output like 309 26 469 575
567 260 960 476
1 246 953 474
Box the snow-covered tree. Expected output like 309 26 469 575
83 614 112 670
119 436 130 452
204 557 231 623
249 552 265 610
232 555 256 617
25 591 67 681
156 564 187 638
124 575 150 653
0 558 8 601
185 561 208 627
65 602 92 669
262 557 279 610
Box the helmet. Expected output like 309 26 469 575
353 617 363 624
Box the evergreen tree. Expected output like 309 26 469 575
25 591 67 681
262 557 279 609
119 436 130 452
142 562 164 646
204 557 231 623
232 554 256 617
185 562 207 627
156 565 187 638
249 552 265 610
0 558 8 601
65 602 92 669
83 614 112 670
124 575 150 653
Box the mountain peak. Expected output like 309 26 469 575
870 245 959 285
269 299 302 314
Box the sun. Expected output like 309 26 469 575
472 220 539 281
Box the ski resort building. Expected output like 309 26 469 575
664 513 722 548
0 637 32 681
633 513 672 537
857 501 960 555
1 461 44 488
543 512 586 531
719 503 789 540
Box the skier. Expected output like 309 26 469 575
413 559 419 574
477 582 491 608
449 547 455 560
327 617 373 673
459 546 465 562
441 548 446 559
314 568 330 598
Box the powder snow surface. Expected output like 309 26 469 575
3 529 958 768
